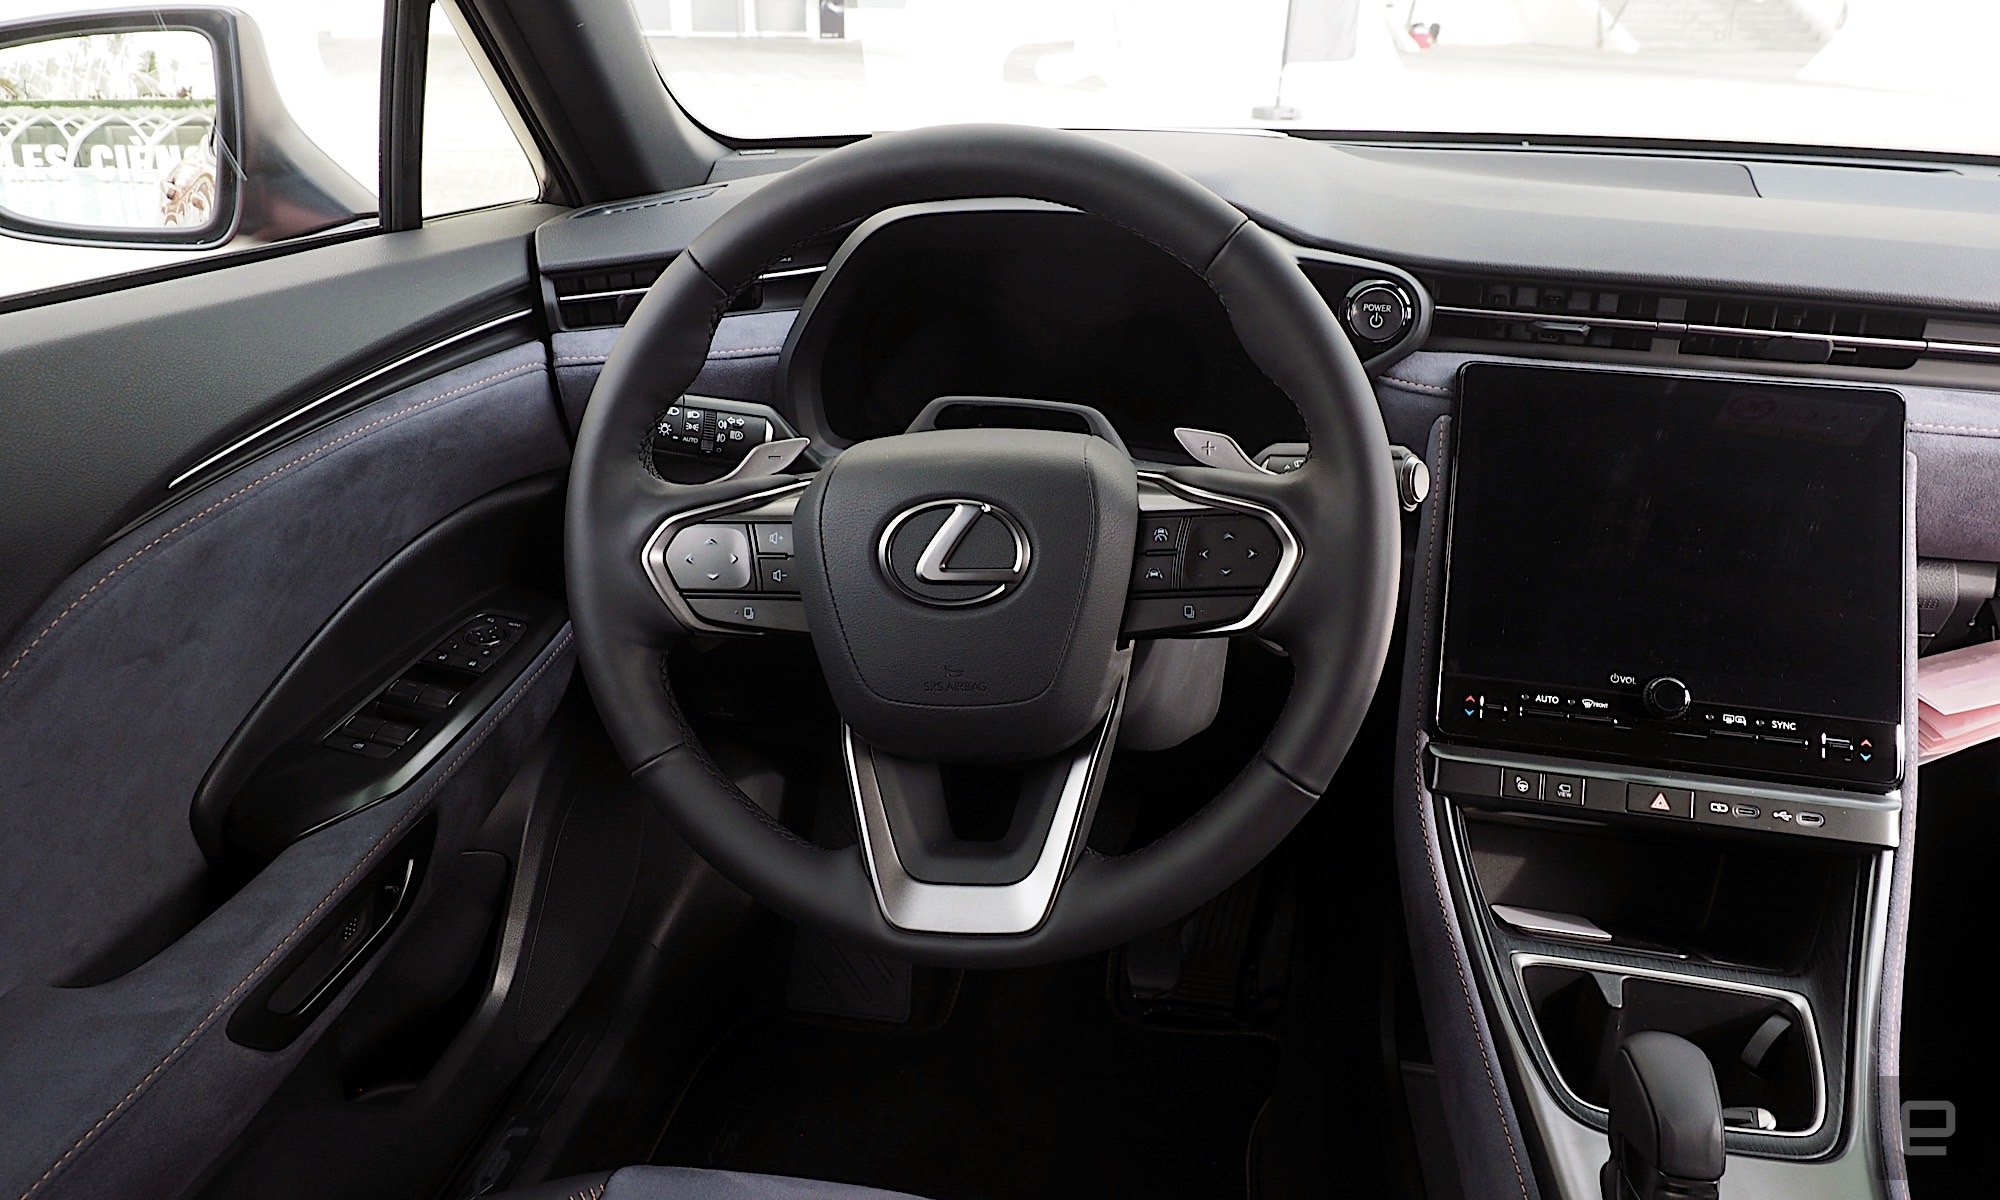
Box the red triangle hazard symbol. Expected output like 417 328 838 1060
1649 793 1671 812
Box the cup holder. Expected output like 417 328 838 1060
1517 956 1825 1137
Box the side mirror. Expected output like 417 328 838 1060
0 7 374 251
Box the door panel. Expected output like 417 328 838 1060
0 633 573 1200
0 342 564 993
0 208 583 1197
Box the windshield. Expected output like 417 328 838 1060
642 0 1999 159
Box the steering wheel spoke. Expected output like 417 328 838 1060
1120 470 1303 641
845 653 1130 935
639 478 814 637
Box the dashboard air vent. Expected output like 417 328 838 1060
544 239 842 331
1429 274 1943 370
549 261 667 330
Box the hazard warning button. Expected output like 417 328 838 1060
1625 783 1694 819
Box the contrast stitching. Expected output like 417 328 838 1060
1381 374 1453 396
19 632 574 1200
563 1183 607 1200
1412 426 1531 1200
0 361 542 695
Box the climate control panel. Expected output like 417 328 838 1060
1439 673 1898 789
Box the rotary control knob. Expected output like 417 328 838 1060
1642 676 1692 720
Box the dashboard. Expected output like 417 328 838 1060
528 128 2000 1198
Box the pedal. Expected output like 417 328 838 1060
1117 866 1291 1026
784 928 914 1025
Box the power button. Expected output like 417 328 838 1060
1344 281 1412 344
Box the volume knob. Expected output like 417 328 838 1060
1642 676 1692 720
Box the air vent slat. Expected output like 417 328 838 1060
1428 274 1940 370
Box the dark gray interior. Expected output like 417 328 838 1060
1 2 1993 1198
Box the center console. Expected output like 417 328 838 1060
1410 362 1908 1198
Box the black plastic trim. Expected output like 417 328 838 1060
219 592 567 863
226 816 435 1050
380 0 432 231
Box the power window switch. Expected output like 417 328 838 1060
386 679 424 703
339 715 385 741
372 720 419 747
416 685 458 710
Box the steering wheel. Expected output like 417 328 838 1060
567 125 1400 967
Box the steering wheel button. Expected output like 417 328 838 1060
754 523 795 556
1183 515 1280 588
666 524 754 591
1139 519 1184 553
758 557 800 593
1122 593 1256 636
1132 556 1178 591
689 596 808 633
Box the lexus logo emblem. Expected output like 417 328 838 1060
879 499 1031 607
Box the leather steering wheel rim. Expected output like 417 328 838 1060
565 124 1401 967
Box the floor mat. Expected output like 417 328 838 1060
651 956 1279 1199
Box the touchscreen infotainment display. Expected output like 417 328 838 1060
1438 364 1904 788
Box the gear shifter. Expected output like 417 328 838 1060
1601 1032 1726 1200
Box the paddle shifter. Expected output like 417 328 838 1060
1601 1032 1726 1200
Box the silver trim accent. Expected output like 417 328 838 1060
1135 472 1301 636
719 435 808 482
877 499 1032 607
1510 952 1830 1140
1491 905 1612 944
558 264 826 305
1437 304 1664 334
641 481 808 635
167 309 536 490
1920 338 2000 361
1173 426 1267 474
844 669 1127 935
